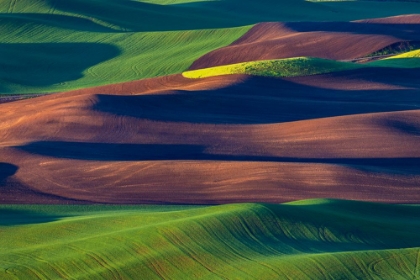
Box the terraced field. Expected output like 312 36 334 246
1 200 420 279
2 0 420 279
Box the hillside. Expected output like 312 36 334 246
1 68 420 204
2 0 420 93
1 199 420 279
2 1 420 279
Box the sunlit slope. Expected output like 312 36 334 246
1 199 419 279
2 0 420 93
0 0 251 93
370 49 420 68
0 27 249 93
183 57 364 78
388 49 420 59
188 16 420 70
183 51 420 79
1 71 420 204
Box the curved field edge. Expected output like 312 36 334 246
182 54 420 79
1 199 420 279
3 0 420 94
0 25 251 94
370 48 420 68
182 57 364 78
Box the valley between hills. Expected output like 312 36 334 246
1 0 420 278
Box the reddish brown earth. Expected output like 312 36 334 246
1 66 420 204
1 15 420 204
190 14 420 69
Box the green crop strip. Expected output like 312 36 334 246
2 0 420 93
1 199 419 279
183 57 365 78
183 51 420 79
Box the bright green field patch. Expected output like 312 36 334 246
370 49 420 68
0 26 251 93
183 52 420 79
388 49 420 59
2 0 420 93
183 57 364 78
1 200 419 279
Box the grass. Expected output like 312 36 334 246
1 199 419 279
366 41 420 58
370 49 420 68
2 0 420 93
0 0 252 94
387 49 420 59
183 49 420 79
183 57 364 78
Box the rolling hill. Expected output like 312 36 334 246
1 67 420 204
2 0 420 93
1 199 420 279
2 1 420 279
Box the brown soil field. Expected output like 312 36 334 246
1 66 420 204
190 14 420 69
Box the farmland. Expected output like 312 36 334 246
2 0 420 93
1 200 420 279
1 0 420 279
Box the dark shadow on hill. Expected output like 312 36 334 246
0 163 18 184
188 19 420 69
47 0 246 31
0 162 94 204
315 67 420 90
384 119 420 136
0 209 65 226
262 201 420 250
0 43 120 89
92 71 420 124
47 0 420 32
279 199 420 224
284 21 420 42
364 41 420 58
0 176 93 204
15 141 420 175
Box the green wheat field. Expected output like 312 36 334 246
1 0 420 279
1 200 420 279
